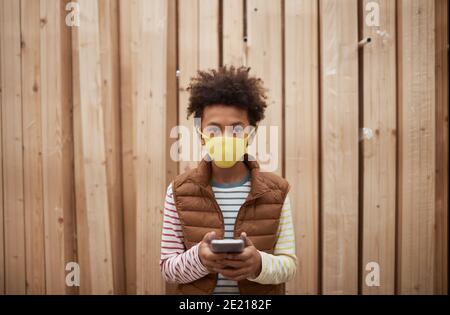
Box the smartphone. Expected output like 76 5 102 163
210 239 245 253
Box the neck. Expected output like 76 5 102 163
211 161 249 185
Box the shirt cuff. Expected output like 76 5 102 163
246 250 269 283
193 243 210 276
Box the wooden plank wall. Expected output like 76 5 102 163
247 0 283 175
1 0 25 294
98 0 125 295
0 0 447 295
40 0 77 295
360 0 397 294
397 0 436 295
119 0 168 295
284 0 319 295
319 0 359 294
434 0 448 296
72 0 114 294
178 0 219 173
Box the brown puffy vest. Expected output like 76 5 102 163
171 156 290 295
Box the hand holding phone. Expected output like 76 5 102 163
212 232 263 281
198 231 231 274
210 239 245 253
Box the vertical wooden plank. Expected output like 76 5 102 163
21 0 46 294
165 0 178 295
40 0 77 294
166 0 178 186
397 0 436 295
223 0 245 66
319 0 359 294
72 0 114 294
434 0 448 296
0 0 26 294
246 0 282 175
360 0 397 295
284 0 319 295
135 0 168 295
120 0 168 295
178 0 219 173
199 0 220 70
0 0 5 296
118 0 137 294
60 0 78 295
63 0 78 295
98 0 125 295
178 0 200 173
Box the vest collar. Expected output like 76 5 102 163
193 154 270 198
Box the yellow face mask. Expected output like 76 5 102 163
198 128 254 168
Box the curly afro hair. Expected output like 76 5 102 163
186 66 268 126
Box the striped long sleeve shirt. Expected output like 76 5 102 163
159 174 297 294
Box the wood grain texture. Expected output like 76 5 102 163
0 0 26 294
246 0 282 175
178 0 219 173
0 0 3 294
434 0 448 296
223 0 245 66
360 0 397 295
284 0 319 295
98 0 125 295
164 0 178 295
40 0 78 294
72 0 114 294
21 0 46 294
119 0 168 294
397 0 436 295
319 0 359 295
134 0 167 295
59 0 78 295
166 0 178 186
118 0 137 294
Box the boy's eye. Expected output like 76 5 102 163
233 125 245 137
204 125 221 137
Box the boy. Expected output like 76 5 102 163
159 66 297 295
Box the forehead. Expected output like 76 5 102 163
202 104 249 127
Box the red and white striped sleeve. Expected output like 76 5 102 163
159 184 210 284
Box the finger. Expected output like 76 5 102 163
202 260 215 270
211 261 228 269
203 259 227 270
220 259 247 269
204 247 227 260
215 267 248 279
230 273 251 281
202 231 217 244
240 232 254 247
209 252 228 261
226 250 252 261
229 267 253 281
223 269 250 281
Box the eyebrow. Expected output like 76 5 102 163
205 122 246 127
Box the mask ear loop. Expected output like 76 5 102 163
244 127 256 142
197 128 213 162
197 128 210 141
